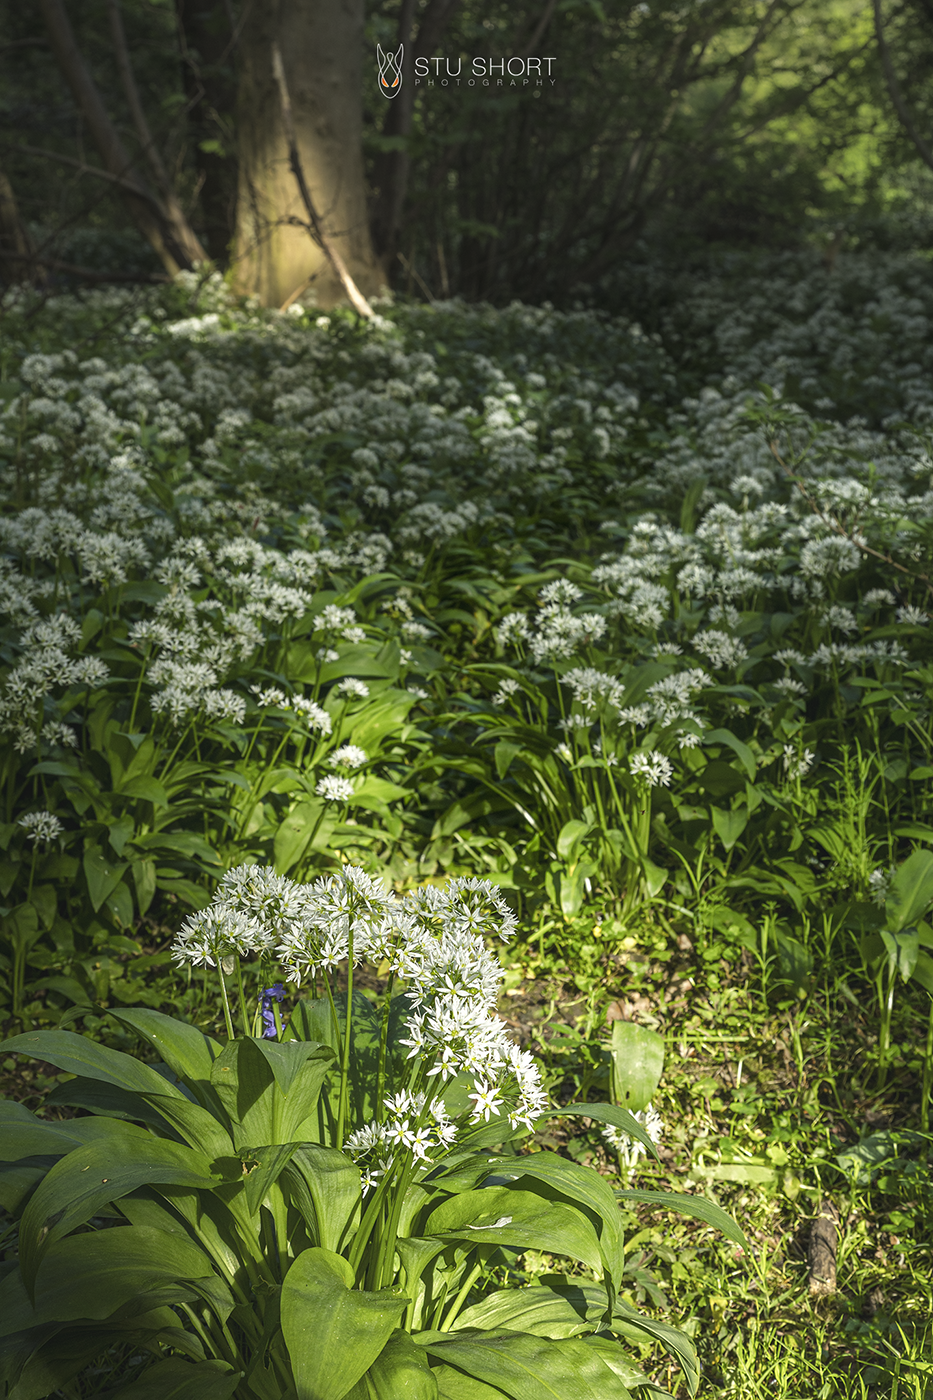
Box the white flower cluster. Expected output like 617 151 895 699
17 810 65 845
170 864 544 1169
602 1103 663 1171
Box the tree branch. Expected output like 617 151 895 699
270 41 373 318
873 0 933 172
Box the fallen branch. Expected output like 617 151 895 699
270 42 373 319
808 1198 839 1296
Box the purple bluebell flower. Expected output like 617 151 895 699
260 983 285 1039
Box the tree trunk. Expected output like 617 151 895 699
175 0 239 265
233 0 383 309
0 167 45 286
37 0 204 276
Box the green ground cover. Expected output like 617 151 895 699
3 249 933 1396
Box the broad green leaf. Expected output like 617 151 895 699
44 1076 177 1133
886 850 933 931
710 805 748 852
911 949 933 995
485 1155 625 1279
0 1226 217 1337
0 1029 188 1101
0 1101 130 1161
433 1366 505 1398
608 1021 664 1114
642 858 668 897
452 1283 609 1338
283 1145 361 1252
107 1009 223 1099
579 1335 645 1391
426 1187 603 1274
494 741 522 779
110 1358 241 1399
537 1103 659 1160
240 1141 301 1215
357 1329 439 1399
83 845 129 912
609 1302 699 1395
881 927 920 983
703 729 756 780
141 1092 235 1159
18 1132 217 1294
280 1247 407 1400
614 1190 748 1251
557 819 591 860
119 775 170 806
275 800 326 873
210 1037 335 1146
419 1329 635 1400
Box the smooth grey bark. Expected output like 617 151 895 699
234 0 384 308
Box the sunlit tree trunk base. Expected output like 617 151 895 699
233 0 384 310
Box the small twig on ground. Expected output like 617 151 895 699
808 1198 839 1295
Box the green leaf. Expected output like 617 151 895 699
274 800 325 873
18 1132 218 1295
494 741 522 780
110 1358 241 1399
0 1101 130 1161
433 1367 505 1399
419 1329 635 1400
118 775 170 806
710 805 748 852
284 1145 361 1252
703 728 756 780
359 1329 439 1399
485 1154 625 1280
107 1008 224 1112
452 1283 609 1338
608 1021 665 1114
885 850 933 931
0 1029 190 1100
537 1103 659 1160
426 1187 603 1274
210 1037 335 1147
83 845 129 912
280 1247 407 1400
614 1189 748 1251
0 1226 217 1337
609 1302 699 1395
241 1141 301 1214
557 819 591 861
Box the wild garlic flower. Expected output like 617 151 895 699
897 605 928 626
289 696 332 733
492 677 522 705
868 867 895 907
17 810 64 845
630 750 674 788
171 905 266 969
772 677 807 698
276 866 396 984
335 678 370 699
329 744 368 769
603 1104 663 1170
496 612 530 645
783 745 815 780
316 775 355 802
693 629 748 670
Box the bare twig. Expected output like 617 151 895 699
769 439 933 598
270 43 373 318
2 142 166 213
397 250 435 303
873 0 933 173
